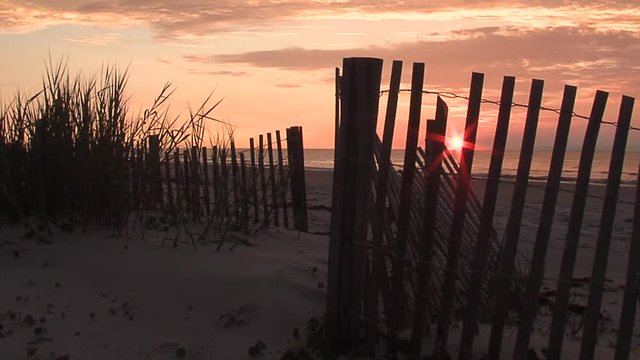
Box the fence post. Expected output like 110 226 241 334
249 138 260 223
259 134 269 225
164 152 174 211
286 126 308 232
411 96 448 357
327 57 383 352
368 59 402 355
513 84 577 358
230 140 240 219
580 95 634 360
276 130 289 228
267 132 279 226
190 146 201 221
147 135 161 210
547 90 608 360
389 62 425 352
614 161 640 360
458 76 516 359
433 72 484 358
174 149 182 212
202 147 210 216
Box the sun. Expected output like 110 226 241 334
450 135 464 151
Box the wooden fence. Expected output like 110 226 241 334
136 127 308 233
327 57 638 359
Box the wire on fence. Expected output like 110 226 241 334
379 88 640 132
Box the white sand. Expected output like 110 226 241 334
0 226 328 359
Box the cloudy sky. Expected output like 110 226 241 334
1 1 638 149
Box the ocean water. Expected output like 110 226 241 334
304 149 640 185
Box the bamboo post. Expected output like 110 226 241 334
614 161 640 360
327 57 383 352
433 72 484 358
389 62 425 352
202 147 211 216
286 126 308 232
458 76 516 359
411 96 449 357
579 95 634 360
488 79 544 358
547 90 608 360
368 59 402 355
513 84 577 359
276 130 289 228
267 132 279 226
259 134 269 225
250 138 260 223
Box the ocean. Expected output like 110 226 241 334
304 149 640 185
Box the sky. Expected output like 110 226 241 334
0 0 639 150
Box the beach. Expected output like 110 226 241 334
1 168 638 359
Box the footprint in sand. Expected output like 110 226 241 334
217 303 259 328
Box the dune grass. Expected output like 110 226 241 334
0 59 222 231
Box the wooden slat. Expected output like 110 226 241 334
259 135 269 225
412 97 449 357
547 90 608 360
249 138 260 223
513 84 577 359
276 130 289 228
267 132 279 226
367 59 402 355
389 62 425 353
433 72 484 359
202 147 211 216
614 161 640 360
579 95 634 360
488 79 544 358
459 75 516 360
230 141 240 219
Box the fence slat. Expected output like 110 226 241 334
267 133 279 226
389 61 425 353
165 152 174 211
230 141 240 219
202 147 210 216
276 130 289 228
488 78 544 358
433 72 484 358
212 146 220 216
174 149 182 211
239 152 249 224
513 84 577 359
547 90 608 360
614 161 640 360
412 96 448 357
249 138 260 223
458 76 516 359
190 146 201 220
259 134 269 225
327 57 383 351
579 95 634 360
368 59 402 355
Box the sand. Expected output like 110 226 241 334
1 168 638 359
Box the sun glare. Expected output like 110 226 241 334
450 135 464 151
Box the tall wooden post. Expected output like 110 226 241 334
327 57 383 352
286 126 308 232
